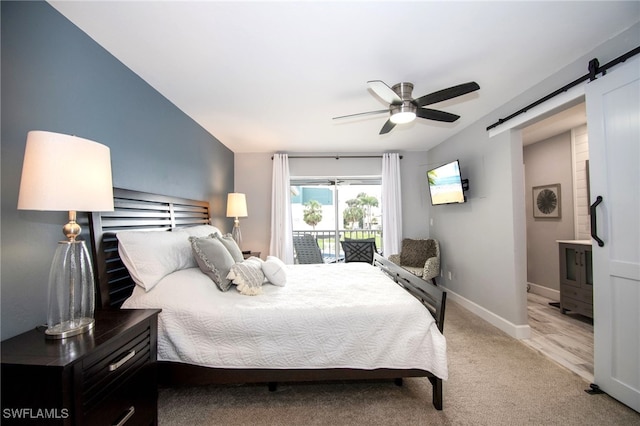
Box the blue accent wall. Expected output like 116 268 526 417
1 1 234 339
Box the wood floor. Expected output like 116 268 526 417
522 292 594 383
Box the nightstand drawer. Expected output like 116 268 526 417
84 364 156 426
82 325 151 412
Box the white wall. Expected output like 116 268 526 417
232 153 273 257
234 151 431 258
428 122 529 332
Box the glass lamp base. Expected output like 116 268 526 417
45 317 94 339
46 240 96 340
232 223 242 247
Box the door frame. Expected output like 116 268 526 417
490 83 587 329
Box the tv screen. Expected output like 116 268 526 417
427 160 466 205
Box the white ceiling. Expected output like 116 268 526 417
522 102 586 146
48 1 639 154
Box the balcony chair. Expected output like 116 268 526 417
340 238 377 264
388 238 440 285
293 234 324 264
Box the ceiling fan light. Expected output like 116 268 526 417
390 111 416 124
390 102 417 124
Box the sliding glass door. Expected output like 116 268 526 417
290 177 382 262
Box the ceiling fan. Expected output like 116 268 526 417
333 80 480 135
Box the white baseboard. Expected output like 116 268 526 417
528 282 560 301
443 287 531 339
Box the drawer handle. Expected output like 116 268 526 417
113 406 135 426
109 349 136 372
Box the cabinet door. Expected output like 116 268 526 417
559 244 581 287
581 247 593 301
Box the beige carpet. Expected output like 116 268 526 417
158 301 639 425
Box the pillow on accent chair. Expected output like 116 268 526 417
390 238 441 285
400 239 433 267
117 229 196 291
190 234 236 292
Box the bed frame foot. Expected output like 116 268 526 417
394 378 403 386
428 376 443 410
267 382 278 392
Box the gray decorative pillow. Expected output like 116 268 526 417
190 234 236 291
215 233 244 263
227 257 264 296
400 239 435 267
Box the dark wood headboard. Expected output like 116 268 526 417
88 188 210 308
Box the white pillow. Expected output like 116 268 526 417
117 230 196 291
262 256 287 286
180 224 222 238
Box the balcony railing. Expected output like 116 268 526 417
293 229 383 263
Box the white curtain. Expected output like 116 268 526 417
269 154 295 264
382 153 402 257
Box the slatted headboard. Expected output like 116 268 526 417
88 188 210 308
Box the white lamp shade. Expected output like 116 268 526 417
18 131 114 212
226 193 248 217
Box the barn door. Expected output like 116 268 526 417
586 56 640 412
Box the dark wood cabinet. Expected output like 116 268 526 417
1 309 160 425
558 241 593 318
242 251 261 260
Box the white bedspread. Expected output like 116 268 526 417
122 262 448 379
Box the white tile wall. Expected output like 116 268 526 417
572 124 590 240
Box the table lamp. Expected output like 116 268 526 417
18 131 114 339
226 193 248 247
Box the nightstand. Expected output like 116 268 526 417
242 251 261 259
1 309 161 426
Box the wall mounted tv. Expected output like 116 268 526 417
427 160 467 205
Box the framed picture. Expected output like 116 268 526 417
532 184 561 219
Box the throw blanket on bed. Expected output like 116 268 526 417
122 262 448 380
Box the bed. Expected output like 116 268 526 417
89 188 448 410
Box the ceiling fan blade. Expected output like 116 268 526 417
367 80 402 105
416 108 460 123
333 109 389 120
379 119 396 135
414 82 480 107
